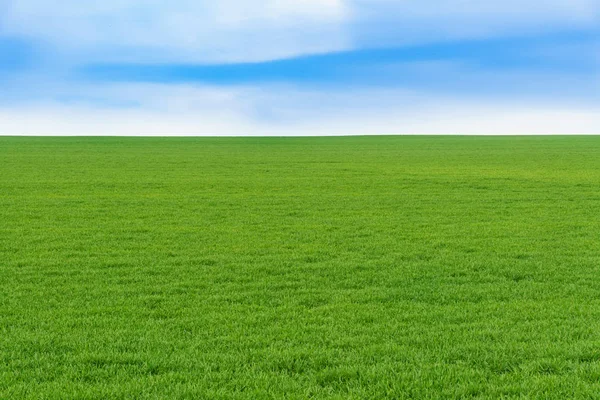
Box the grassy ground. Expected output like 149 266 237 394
1 136 600 399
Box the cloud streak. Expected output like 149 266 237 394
3 0 599 63
1 82 599 136
2 0 350 63
0 0 599 135
3 101 599 136
78 32 599 91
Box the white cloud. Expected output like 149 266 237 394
215 0 347 25
1 82 599 136
355 0 598 20
3 102 599 136
350 0 600 47
2 0 350 63
2 1 598 137
3 0 598 63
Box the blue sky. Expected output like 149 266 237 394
1 0 599 135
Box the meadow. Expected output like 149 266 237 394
1 136 600 399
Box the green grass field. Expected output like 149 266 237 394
2 136 600 399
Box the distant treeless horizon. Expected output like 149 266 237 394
2 136 600 398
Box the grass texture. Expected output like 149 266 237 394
1 136 600 399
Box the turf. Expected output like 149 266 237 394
1 136 600 399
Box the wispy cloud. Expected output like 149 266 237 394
351 0 599 47
3 0 598 63
1 81 599 136
0 0 599 135
2 0 350 63
79 32 599 91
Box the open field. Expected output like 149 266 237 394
1 136 600 399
